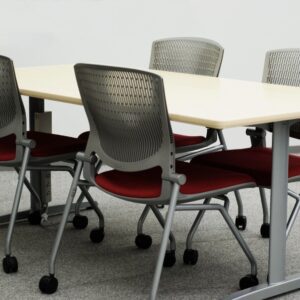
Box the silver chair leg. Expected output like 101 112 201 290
150 205 176 251
5 147 31 256
48 160 83 276
137 205 151 235
177 203 258 289
218 205 257 276
150 184 180 300
3 147 31 274
78 183 104 229
73 160 102 216
218 130 246 230
259 187 269 224
186 198 211 249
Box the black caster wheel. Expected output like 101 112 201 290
163 250 176 267
156 204 164 209
239 274 259 290
90 228 105 243
235 215 247 231
183 249 198 265
135 234 152 249
2 255 18 273
260 223 270 238
39 274 58 294
72 215 88 230
28 211 42 225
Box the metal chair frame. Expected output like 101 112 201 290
40 64 259 298
136 38 246 248
189 49 300 243
0 56 102 273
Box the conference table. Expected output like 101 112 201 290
15 65 300 299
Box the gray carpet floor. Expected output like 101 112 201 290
0 171 300 299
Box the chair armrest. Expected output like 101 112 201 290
162 173 186 185
16 138 36 149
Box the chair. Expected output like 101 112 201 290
0 55 104 273
39 64 259 297
192 49 300 240
135 37 247 251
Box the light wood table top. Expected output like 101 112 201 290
16 64 300 129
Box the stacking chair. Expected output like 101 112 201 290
135 38 249 252
192 49 300 241
0 56 104 274
39 64 259 297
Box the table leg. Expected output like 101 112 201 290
29 97 47 212
224 121 300 299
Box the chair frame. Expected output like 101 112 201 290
0 56 103 274
39 64 258 298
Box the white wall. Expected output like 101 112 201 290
1 0 300 148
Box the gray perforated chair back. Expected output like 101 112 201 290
75 64 176 184
262 49 300 138
149 38 224 77
0 56 26 160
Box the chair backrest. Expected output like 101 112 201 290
75 64 176 191
262 49 300 138
149 37 224 77
0 55 26 159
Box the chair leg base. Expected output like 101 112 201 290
163 250 176 267
260 223 270 238
235 215 247 231
183 249 198 265
72 215 88 230
239 274 259 290
28 210 42 225
135 234 152 249
2 255 18 273
39 274 58 294
90 227 105 243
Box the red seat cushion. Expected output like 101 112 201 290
192 147 300 187
95 161 255 199
174 133 206 148
0 131 87 161
78 131 206 148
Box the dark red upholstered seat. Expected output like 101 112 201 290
78 131 207 148
0 131 86 161
95 160 255 199
173 134 206 148
192 147 300 187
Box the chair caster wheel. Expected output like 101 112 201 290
90 228 104 243
183 249 198 265
39 274 58 294
156 204 164 209
239 274 259 290
235 215 247 231
72 215 88 229
260 223 270 238
28 211 42 225
135 234 152 249
2 255 18 273
163 250 176 267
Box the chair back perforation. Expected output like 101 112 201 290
149 38 224 77
0 56 26 160
263 49 300 138
75 64 175 175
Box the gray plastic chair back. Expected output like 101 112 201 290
149 38 224 77
75 64 176 186
262 49 300 138
0 55 26 160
